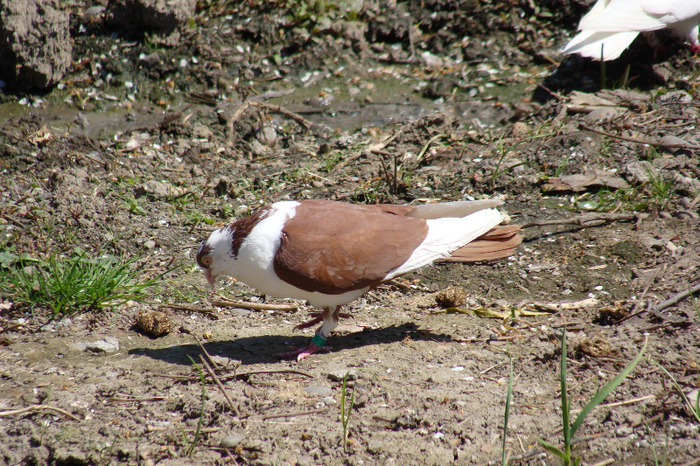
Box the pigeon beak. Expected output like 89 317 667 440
204 269 215 286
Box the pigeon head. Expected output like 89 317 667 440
196 228 234 285
196 206 273 287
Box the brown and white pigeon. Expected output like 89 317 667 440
561 0 700 60
196 199 521 360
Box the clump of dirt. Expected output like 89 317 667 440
1 1 699 464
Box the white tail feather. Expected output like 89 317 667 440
407 199 503 219
386 208 503 279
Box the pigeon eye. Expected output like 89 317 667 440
200 255 212 267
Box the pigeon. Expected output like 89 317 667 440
196 199 521 360
561 0 700 60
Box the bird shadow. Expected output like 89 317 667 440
128 322 457 366
534 34 687 103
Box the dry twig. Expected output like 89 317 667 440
520 212 637 229
199 354 240 416
0 405 80 421
152 368 313 382
225 100 315 139
103 395 166 403
336 125 409 170
597 394 656 409
212 296 298 312
580 124 700 151
261 408 328 420
193 335 221 369
653 282 700 314
159 303 220 316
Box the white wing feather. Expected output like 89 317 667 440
386 208 504 279
562 0 700 60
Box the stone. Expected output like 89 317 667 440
219 434 245 448
81 336 120 353
135 180 171 199
0 0 72 90
659 135 692 154
511 122 529 138
255 126 278 146
623 161 658 184
657 90 692 105
326 368 358 382
304 386 333 396
584 107 624 123
367 438 383 454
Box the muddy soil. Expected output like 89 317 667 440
1 1 700 464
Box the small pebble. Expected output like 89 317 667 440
219 434 244 448
256 126 277 146
304 386 332 396
79 336 120 353
326 368 358 382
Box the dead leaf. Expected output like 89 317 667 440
542 170 629 192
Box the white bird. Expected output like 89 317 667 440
196 199 521 360
561 0 700 60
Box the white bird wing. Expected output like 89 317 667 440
562 0 700 59
385 208 504 279
640 0 700 24
561 30 639 59
580 0 700 32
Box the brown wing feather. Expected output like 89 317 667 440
273 201 428 294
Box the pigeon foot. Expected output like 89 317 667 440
278 343 331 361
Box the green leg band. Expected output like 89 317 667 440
312 333 327 347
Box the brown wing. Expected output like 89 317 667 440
441 225 522 262
273 200 428 294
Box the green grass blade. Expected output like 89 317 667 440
569 336 648 437
560 330 570 451
0 252 165 317
501 353 514 466
536 438 566 460
653 361 700 423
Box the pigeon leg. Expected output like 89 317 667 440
294 313 323 330
295 310 351 330
279 306 341 360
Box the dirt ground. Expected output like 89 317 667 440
1 1 700 464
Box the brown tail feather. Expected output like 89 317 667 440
442 225 522 263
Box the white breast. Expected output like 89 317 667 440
233 201 369 308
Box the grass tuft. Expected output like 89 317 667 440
501 352 514 466
653 361 700 423
538 329 648 465
0 251 163 317
340 371 356 453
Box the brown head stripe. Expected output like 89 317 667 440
230 206 271 258
196 242 213 268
